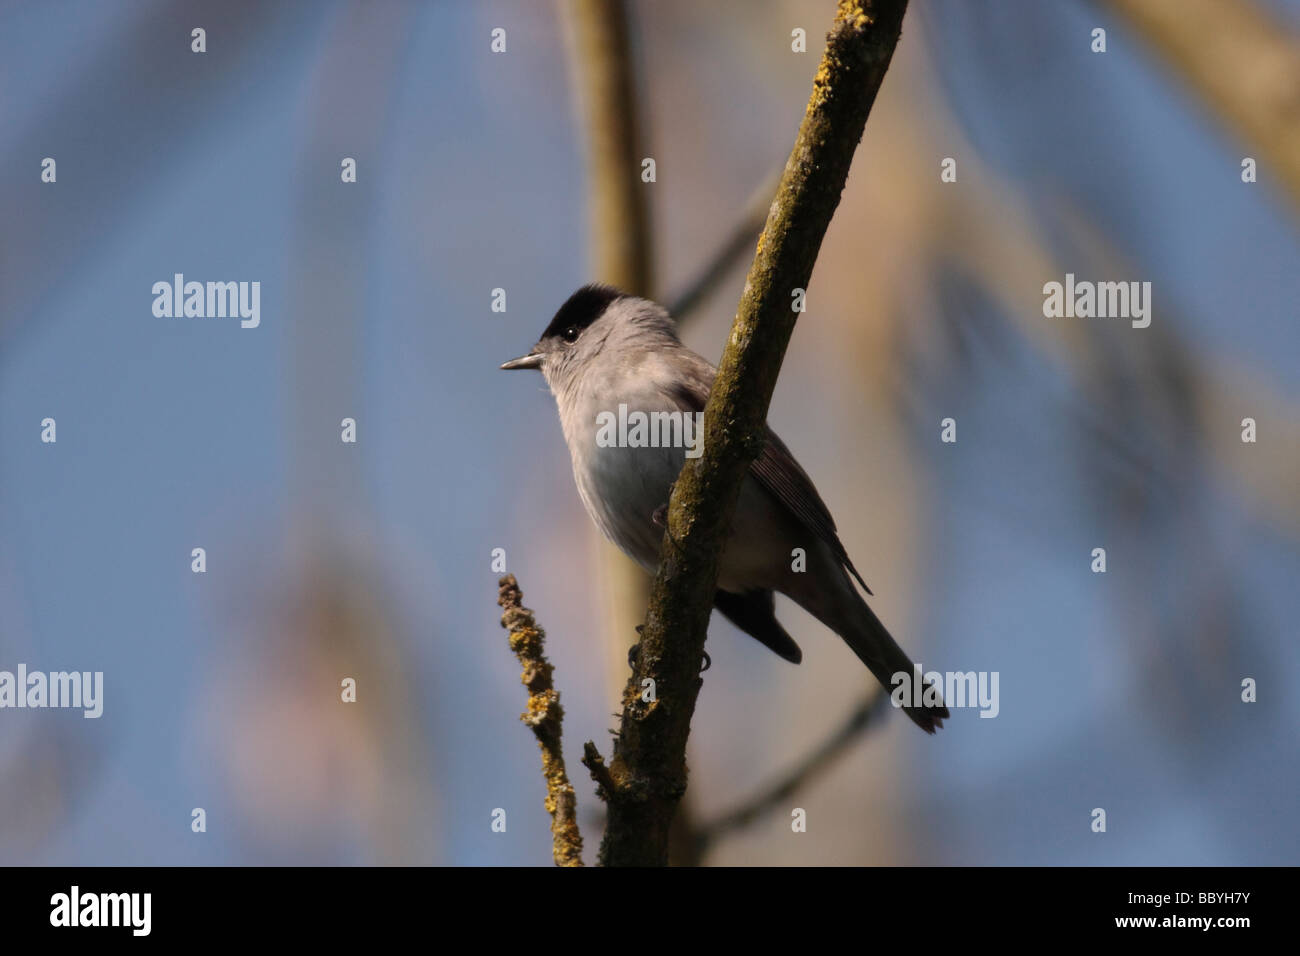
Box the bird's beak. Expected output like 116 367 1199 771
500 351 543 371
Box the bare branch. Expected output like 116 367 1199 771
595 0 911 867
497 574 584 867
581 740 617 797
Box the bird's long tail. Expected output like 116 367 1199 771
843 594 949 733
792 570 949 733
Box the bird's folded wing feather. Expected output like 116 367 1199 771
663 349 872 595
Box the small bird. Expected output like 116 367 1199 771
502 284 948 733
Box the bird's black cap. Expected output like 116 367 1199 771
541 283 627 340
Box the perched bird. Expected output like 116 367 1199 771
502 284 948 732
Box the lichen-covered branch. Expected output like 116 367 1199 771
594 0 911 867
497 574 584 867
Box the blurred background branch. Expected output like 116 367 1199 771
560 0 658 725
562 0 719 865
692 691 889 858
563 0 655 296
1104 0 1300 212
667 167 785 324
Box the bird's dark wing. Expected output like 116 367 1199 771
751 429 872 593
666 356 872 595
713 589 802 663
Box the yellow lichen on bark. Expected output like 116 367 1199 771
498 575 584 867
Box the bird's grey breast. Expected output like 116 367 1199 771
558 361 689 571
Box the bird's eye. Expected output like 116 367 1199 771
562 326 580 343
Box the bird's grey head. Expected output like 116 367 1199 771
500 284 680 397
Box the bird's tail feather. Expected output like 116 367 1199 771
845 596 948 733
797 578 947 734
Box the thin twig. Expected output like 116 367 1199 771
497 574 584 867
581 741 617 797
596 0 911 867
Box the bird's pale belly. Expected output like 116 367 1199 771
571 439 790 592
573 440 681 571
